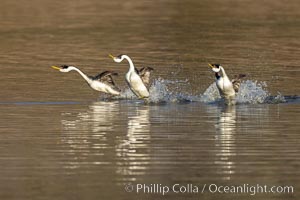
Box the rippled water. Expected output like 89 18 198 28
0 0 299 200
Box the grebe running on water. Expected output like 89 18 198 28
109 54 153 99
51 65 120 95
209 63 246 105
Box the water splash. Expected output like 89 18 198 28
199 83 220 103
111 78 180 102
200 80 270 104
264 92 287 104
107 78 292 104
112 78 193 103
119 88 137 100
236 80 270 104
148 78 170 103
148 78 192 103
149 78 270 104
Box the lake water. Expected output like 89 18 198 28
0 0 299 199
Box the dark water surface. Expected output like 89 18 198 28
0 0 299 199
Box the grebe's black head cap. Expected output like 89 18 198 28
116 54 124 59
208 63 221 69
60 65 70 69
212 64 221 68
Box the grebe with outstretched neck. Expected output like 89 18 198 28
209 63 246 105
51 65 120 95
109 54 153 99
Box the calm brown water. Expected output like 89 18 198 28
0 0 299 200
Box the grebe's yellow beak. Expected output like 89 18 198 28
108 54 115 59
208 63 214 68
51 66 61 70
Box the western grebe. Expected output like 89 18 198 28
109 54 153 99
51 65 120 95
209 63 246 105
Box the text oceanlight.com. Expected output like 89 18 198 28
124 183 294 196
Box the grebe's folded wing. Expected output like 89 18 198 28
138 67 154 86
94 71 119 86
231 74 246 92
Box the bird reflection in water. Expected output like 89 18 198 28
213 105 237 180
115 105 150 182
59 101 120 169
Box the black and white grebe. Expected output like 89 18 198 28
109 54 153 99
209 63 246 105
51 65 120 95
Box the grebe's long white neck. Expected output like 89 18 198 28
219 66 228 78
109 54 150 99
52 65 121 95
69 66 93 85
120 55 135 73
